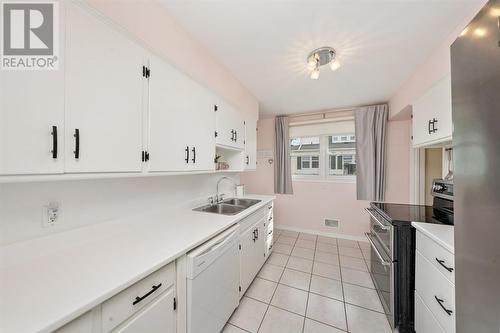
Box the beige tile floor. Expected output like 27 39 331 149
224 229 393 333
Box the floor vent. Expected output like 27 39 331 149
324 218 339 228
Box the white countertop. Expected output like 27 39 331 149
0 194 274 333
411 222 454 254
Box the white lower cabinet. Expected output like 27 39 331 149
415 292 445 333
239 202 273 296
415 229 455 333
113 289 176 333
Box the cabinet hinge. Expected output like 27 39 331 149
215 131 218 138
145 151 150 162
173 297 177 310
143 66 151 78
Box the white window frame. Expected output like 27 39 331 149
291 135 356 183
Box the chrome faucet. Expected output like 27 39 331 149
216 176 236 203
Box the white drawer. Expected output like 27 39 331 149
416 230 455 283
102 262 175 333
239 206 268 233
415 251 455 333
415 291 445 333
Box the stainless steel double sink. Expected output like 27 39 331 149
193 198 261 215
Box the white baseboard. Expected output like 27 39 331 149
275 224 368 243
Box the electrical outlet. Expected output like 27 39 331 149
42 202 59 227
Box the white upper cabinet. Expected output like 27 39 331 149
244 113 258 170
64 3 144 173
412 74 452 147
148 55 215 172
0 8 65 175
216 101 245 150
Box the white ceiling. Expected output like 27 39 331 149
159 0 482 117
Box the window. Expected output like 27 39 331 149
290 133 356 181
290 137 320 176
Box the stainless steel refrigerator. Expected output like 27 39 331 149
451 0 500 332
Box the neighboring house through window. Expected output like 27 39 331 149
289 123 356 182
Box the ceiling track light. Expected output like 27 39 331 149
306 46 340 79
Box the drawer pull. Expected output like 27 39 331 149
268 206 272 210
434 296 453 316
435 258 454 272
132 283 162 306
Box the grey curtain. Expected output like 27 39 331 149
354 104 388 201
274 116 293 194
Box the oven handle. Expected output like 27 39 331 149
365 232 391 266
365 208 389 230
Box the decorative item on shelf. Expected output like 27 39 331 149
214 154 229 170
307 46 340 80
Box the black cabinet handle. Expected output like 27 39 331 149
51 126 58 159
252 229 257 242
235 131 237 142
73 129 80 159
132 283 162 306
246 155 249 165
230 130 235 141
434 296 453 316
256 228 259 240
185 146 189 163
435 258 454 272
191 146 196 163
432 118 438 133
428 119 432 134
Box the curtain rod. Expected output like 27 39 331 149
288 103 386 119
289 116 354 127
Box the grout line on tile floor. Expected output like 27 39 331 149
337 239 349 333
301 234 317 333
254 244 293 333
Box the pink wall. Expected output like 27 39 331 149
85 0 258 115
241 117 411 239
389 0 486 118
385 119 411 203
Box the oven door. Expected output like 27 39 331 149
365 231 395 329
365 208 392 257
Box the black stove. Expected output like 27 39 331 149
370 202 453 226
365 179 453 333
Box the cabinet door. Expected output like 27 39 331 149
243 114 258 170
239 224 262 295
148 55 215 172
0 8 65 175
412 74 452 147
216 101 245 150
64 3 144 173
115 289 176 333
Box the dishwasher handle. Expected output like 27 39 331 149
190 225 239 260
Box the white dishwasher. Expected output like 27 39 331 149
186 224 240 333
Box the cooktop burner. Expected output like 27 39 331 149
371 202 454 225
